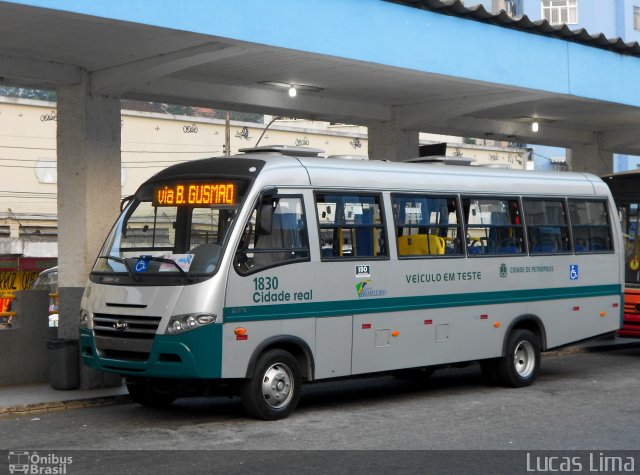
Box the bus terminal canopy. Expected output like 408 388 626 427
3 0 640 388
2 0 640 158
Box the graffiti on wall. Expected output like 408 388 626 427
183 123 199 134
40 111 57 122
235 127 251 140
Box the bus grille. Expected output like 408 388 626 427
93 313 162 361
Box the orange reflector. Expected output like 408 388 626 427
391 330 400 337
493 322 501 328
600 312 606 317
234 327 247 336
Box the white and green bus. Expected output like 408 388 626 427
80 146 623 419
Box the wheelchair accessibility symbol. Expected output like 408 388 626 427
569 264 579 281
134 255 152 273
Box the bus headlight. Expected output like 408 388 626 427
80 308 93 329
166 313 217 335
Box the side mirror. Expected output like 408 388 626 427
120 195 134 212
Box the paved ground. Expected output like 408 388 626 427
1 336 636 416
1 340 639 474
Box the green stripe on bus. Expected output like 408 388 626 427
223 284 622 323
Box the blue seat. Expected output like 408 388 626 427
354 208 374 256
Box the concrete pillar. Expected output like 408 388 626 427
57 73 122 388
367 118 419 162
567 140 613 175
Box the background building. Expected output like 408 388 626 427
471 0 640 171
0 95 530 259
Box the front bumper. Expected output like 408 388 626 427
80 324 223 379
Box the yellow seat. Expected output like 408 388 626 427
398 234 445 256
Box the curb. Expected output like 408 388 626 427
0 394 131 417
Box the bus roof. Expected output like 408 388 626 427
239 150 608 198
142 150 611 199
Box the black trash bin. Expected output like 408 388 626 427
47 339 79 390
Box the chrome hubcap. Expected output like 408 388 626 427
261 363 294 409
513 340 535 378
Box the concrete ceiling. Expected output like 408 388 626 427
2 1 640 155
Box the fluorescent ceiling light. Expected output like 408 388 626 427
260 81 323 94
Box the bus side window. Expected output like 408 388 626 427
568 200 613 253
463 197 525 255
391 194 462 257
234 195 310 274
316 193 387 259
523 199 571 254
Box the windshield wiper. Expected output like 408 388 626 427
97 255 194 283
98 255 140 282
146 257 194 283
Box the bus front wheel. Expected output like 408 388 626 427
240 349 302 420
495 329 541 387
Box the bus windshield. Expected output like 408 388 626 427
92 180 247 280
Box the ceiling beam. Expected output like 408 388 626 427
91 44 252 96
426 115 596 148
0 55 81 86
126 77 392 123
397 90 550 129
600 128 640 153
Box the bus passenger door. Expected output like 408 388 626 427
225 191 317 378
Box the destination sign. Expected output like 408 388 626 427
153 183 236 206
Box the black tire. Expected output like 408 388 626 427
127 381 176 408
240 349 302 420
495 329 541 388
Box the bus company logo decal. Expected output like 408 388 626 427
499 263 508 278
8 451 73 474
355 280 387 299
355 265 371 279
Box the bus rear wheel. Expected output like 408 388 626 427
126 381 176 408
495 329 541 387
240 349 302 420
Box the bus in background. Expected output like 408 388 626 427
603 170 640 337
80 146 623 420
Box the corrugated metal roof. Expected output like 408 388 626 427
387 0 640 57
